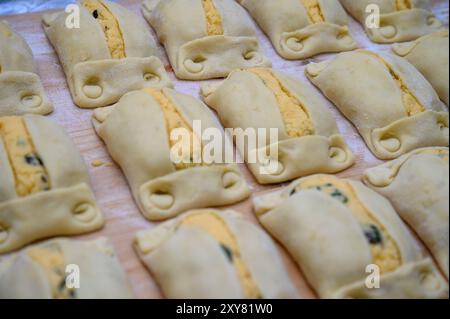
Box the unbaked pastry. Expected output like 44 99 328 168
340 0 442 43
363 147 449 279
393 29 449 106
253 174 449 299
0 237 133 298
142 0 271 80
238 0 357 59
134 209 299 299
201 68 355 184
0 21 53 116
306 50 449 160
42 0 172 109
92 88 250 221
0 115 104 254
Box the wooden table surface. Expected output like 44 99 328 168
1 0 448 299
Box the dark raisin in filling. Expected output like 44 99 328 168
92 10 98 19
364 224 383 245
220 244 233 262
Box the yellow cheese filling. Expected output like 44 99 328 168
0 116 51 197
301 0 325 23
82 0 126 59
143 88 203 170
249 68 315 138
292 176 402 274
202 0 224 36
28 245 75 299
367 52 426 116
181 212 262 298
396 0 412 11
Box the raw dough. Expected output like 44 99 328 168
92 88 250 221
0 115 104 254
0 237 133 298
142 0 271 80
0 21 53 116
363 147 449 279
253 174 449 298
42 0 172 109
393 29 449 106
306 50 449 160
340 0 442 43
134 209 299 299
238 0 357 59
201 68 355 184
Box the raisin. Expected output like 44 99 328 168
289 188 297 196
25 154 40 166
92 10 98 19
219 244 233 262
364 224 383 245
331 190 348 204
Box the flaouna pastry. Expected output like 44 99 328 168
306 50 449 160
238 0 357 60
42 0 172 109
142 0 271 80
253 174 449 299
201 68 355 184
363 147 449 279
0 115 104 254
393 29 449 106
0 238 133 298
340 0 442 43
92 89 250 221
134 209 299 299
0 21 53 116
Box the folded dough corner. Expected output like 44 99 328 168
392 29 449 106
92 88 251 221
0 115 104 254
253 174 449 299
238 0 357 60
340 0 443 43
201 67 355 184
134 209 299 299
0 21 53 116
142 0 271 80
0 237 133 298
42 0 172 109
306 50 449 160
363 147 449 280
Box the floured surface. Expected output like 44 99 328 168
0 0 448 298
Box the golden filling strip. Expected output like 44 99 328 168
0 116 51 197
419 149 449 162
366 52 426 116
143 88 204 170
181 212 262 299
28 245 76 299
82 0 126 59
301 0 325 24
395 0 412 11
249 68 315 138
292 176 402 274
202 0 224 36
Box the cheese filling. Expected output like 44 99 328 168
143 88 204 170
367 52 426 116
181 212 262 298
249 68 315 138
301 0 325 23
292 176 402 274
395 0 412 11
28 245 76 299
82 0 126 59
202 0 224 36
0 116 51 197
419 149 449 162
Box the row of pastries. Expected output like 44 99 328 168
0 0 449 299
